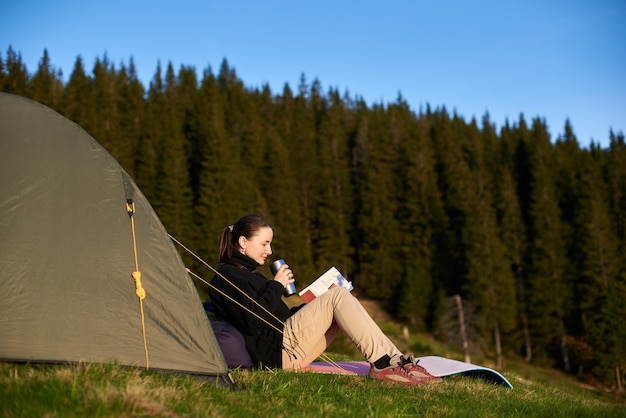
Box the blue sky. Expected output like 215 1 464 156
2 0 624 148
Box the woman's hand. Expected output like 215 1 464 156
273 264 295 289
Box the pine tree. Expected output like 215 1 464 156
392 100 444 330
150 63 193 240
462 115 517 368
269 75 323 278
252 84 278 215
191 67 241 265
29 49 63 108
1 46 29 95
604 133 626 384
430 110 474 297
217 62 268 216
91 55 123 161
498 163 530 359
352 103 403 301
503 116 535 361
268 81 317 280
524 118 569 365
552 121 583 372
114 58 146 176
606 131 626 248
61 56 95 131
134 63 164 200
312 89 355 275
572 148 624 383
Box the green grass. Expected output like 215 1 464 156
1 359 624 418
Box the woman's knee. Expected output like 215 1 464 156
327 286 355 306
327 286 351 298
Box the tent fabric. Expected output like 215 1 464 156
0 93 230 382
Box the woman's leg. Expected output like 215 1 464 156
282 321 340 370
282 287 400 369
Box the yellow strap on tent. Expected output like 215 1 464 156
127 200 149 370
133 271 146 299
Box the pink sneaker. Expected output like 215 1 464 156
401 355 442 384
369 356 421 386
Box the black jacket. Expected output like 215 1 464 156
209 252 298 368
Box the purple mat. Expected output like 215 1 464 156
301 356 512 388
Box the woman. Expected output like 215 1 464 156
209 214 440 386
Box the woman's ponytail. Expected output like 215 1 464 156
217 225 233 263
217 215 272 265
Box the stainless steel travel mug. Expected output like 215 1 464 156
270 259 297 297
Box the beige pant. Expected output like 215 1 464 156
281 287 400 370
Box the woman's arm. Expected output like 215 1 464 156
211 266 291 334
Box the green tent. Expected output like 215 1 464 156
0 93 231 385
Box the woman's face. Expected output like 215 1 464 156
239 226 273 265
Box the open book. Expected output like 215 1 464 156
298 267 353 303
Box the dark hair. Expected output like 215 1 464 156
218 214 272 264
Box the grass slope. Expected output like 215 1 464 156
1 361 624 417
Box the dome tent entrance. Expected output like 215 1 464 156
0 93 231 385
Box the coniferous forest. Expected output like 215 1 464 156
2 47 625 389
